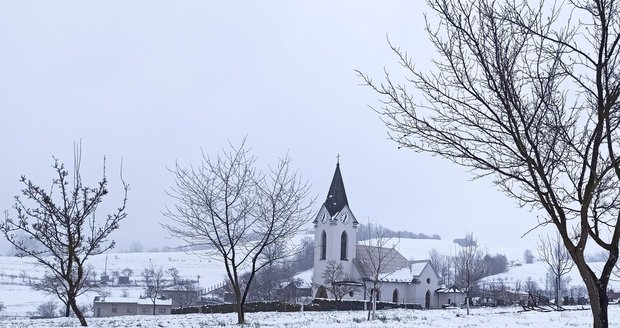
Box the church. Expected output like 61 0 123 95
311 161 445 308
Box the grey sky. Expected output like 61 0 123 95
0 1 545 255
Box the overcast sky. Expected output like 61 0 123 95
0 0 549 257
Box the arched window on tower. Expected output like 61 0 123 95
340 231 348 260
320 231 327 260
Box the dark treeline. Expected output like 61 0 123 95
357 223 440 241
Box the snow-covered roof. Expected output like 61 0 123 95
294 269 313 288
94 297 172 306
372 260 433 283
436 286 464 294
409 260 429 276
354 245 409 280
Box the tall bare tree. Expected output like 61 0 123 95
163 140 313 324
359 0 620 326
538 231 574 307
454 235 486 315
1 145 128 326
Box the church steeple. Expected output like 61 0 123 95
324 161 349 216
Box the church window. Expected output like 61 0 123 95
320 231 327 260
340 231 348 260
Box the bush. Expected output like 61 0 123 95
36 300 59 318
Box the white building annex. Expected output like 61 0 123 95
311 161 443 308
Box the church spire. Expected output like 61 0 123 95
324 160 349 216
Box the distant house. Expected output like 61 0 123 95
161 289 199 308
93 296 172 317
278 281 313 304
117 276 130 285
435 285 465 307
608 289 620 302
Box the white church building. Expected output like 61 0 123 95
311 161 452 309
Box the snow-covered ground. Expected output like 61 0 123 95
0 306 616 328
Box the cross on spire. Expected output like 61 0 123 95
337 153 340 165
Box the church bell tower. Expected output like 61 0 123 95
312 160 359 297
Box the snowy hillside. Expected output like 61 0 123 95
482 261 619 291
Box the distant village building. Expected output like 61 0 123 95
117 276 130 285
161 289 199 308
312 161 442 308
93 296 172 317
435 285 466 307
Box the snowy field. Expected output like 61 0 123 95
0 251 229 317
0 306 617 328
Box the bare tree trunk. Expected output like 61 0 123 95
578 261 609 328
69 297 87 327
65 302 70 317
466 292 470 315
234 286 245 324
556 276 560 307
372 283 377 320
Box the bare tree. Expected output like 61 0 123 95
142 263 167 315
357 222 400 320
454 235 486 315
358 0 620 326
524 249 535 264
538 231 574 307
121 268 134 278
167 267 180 285
163 140 313 324
1 145 128 326
320 260 359 301
524 277 539 295
429 249 453 286
33 266 100 317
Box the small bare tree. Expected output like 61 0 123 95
163 140 313 324
524 277 540 295
358 223 400 320
320 260 359 301
36 299 59 318
1 145 128 326
454 235 486 315
142 263 167 315
538 231 574 307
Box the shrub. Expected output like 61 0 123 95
36 300 59 318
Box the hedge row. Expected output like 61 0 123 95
172 299 422 315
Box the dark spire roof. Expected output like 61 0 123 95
324 162 349 216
